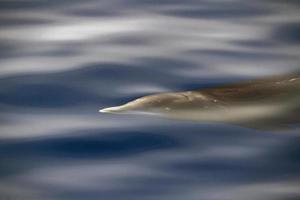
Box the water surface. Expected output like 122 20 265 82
0 0 300 199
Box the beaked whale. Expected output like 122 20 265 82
100 74 300 130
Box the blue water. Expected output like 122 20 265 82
0 0 300 199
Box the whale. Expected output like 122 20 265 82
100 74 300 130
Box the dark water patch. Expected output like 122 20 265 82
0 83 98 108
0 131 180 159
34 61 187 84
264 0 300 6
267 137 300 168
177 76 255 91
53 179 184 200
161 159 255 183
272 23 300 44
135 57 196 70
0 1 47 10
119 176 186 188
39 48 80 57
54 189 171 200
282 197 300 200
162 5 270 20
0 44 79 60
0 156 39 178
0 17 54 27
0 0 95 11
159 135 300 184
0 58 237 92
0 58 201 93
231 39 277 49
66 8 121 18
104 34 156 46
160 158 283 184
119 0 200 6
186 49 289 60
71 63 151 81
0 41 17 59
0 61 184 108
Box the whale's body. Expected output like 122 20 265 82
100 74 300 130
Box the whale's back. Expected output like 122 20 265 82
200 75 300 104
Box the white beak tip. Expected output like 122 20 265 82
99 106 123 113
99 108 110 113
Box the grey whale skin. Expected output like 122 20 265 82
100 74 300 130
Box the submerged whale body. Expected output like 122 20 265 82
100 74 300 130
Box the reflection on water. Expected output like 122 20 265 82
0 0 300 199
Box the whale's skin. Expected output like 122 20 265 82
100 74 300 130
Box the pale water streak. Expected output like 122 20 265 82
0 0 300 199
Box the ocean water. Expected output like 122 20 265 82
0 0 300 199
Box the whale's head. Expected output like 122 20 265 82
99 92 193 115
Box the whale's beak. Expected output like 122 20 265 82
99 104 137 114
99 106 124 113
99 97 155 114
